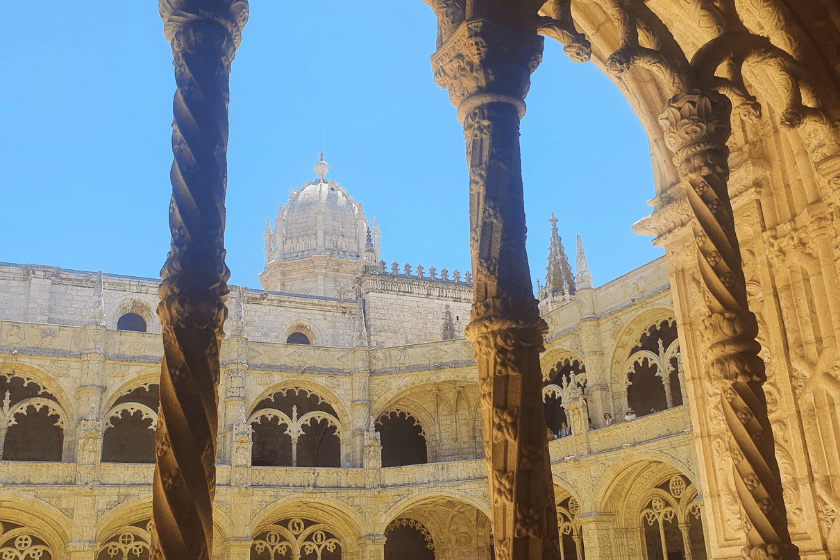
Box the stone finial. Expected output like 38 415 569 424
417 265 425 277
576 234 593 290
465 271 472 284
404 263 412 276
314 153 329 182
391 261 399 274
441 268 449 281
453 270 461 282
429 266 437 279
86 270 106 326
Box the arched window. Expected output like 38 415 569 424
286 332 310 345
117 312 147 332
250 388 340 467
102 384 159 463
376 411 427 467
384 518 434 560
625 319 682 418
0 373 65 461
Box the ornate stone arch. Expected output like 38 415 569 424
95 496 152 543
608 308 677 414
540 347 586 381
0 492 71 556
250 496 366 547
95 497 230 560
0 362 75 419
375 489 492 534
102 369 161 412
593 452 697 515
248 384 345 468
249 382 349 432
374 396 436 443
109 297 157 332
0 363 73 461
552 474 586 511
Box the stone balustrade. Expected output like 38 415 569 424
0 408 690 488
548 405 691 462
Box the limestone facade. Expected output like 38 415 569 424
0 162 706 560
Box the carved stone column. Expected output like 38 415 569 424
153 2 248 560
578 513 616 560
431 18 560 560
679 523 694 560
659 91 797 560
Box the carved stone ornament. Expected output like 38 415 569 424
430 15 560 559
660 90 797 560
152 2 248 560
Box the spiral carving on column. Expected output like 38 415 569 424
153 2 247 560
660 91 797 560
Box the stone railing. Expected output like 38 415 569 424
379 459 486 487
250 467 365 489
0 462 75 484
548 405 691 462
99 463 154 485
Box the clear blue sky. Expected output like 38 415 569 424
1 1 663 291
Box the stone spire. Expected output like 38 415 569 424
543 212 575 299
86 270 105 326
576 234 593 290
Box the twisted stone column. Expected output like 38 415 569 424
432 19 560 560
153 2 247 559
659 91 797 560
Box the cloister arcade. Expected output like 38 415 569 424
0 268 709 559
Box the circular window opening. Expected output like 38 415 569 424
286 332 310 345
117 312 147 332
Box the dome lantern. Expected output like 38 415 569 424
314 153 329 183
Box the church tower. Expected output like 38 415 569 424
258 154 379 297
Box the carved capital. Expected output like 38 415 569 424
160 0 249 50
660 90 732 166
431 19 543 119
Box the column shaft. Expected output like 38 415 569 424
153 3 248 560
431 18 559 560
660 91 796 559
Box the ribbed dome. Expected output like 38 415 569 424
277 170 366 260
